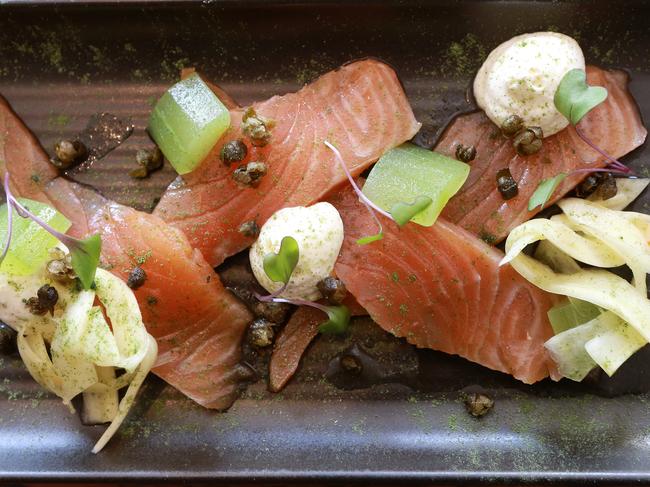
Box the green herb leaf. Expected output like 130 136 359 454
528 173 568 211
356 232 384 246
390 196 433 227
318 305 351 335
263 236 299 284
69 234 102 290
554 69 608 125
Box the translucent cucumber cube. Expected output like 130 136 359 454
0 199 71 276
362 143 470 227
148 73 231 175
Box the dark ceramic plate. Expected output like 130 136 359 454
1 0 650 483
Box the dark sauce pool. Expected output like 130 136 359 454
1 1 650 482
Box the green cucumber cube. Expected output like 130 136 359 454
148 73 230 175
362 143 470 227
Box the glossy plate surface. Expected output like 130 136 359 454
1 0 650 482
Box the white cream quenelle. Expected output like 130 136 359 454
474 32 585 137
250 202 344 301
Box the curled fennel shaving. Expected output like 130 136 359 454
10 268 156 453
501 196 650 381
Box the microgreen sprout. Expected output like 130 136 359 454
529 69 634 211
324 140 388 245
254 234 350 334
263 236 299 287
323 141 431 243
528 173 568 211
557 69 629 174
391 197 433 227
1 173 101 289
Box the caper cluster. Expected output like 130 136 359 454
500 115 543 156
224 108 275 187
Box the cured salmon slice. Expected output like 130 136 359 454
45 179 253 409
154 59 421 267
268 294 367 392
436 66 647 243
0 95 253 410
0 95 58 204
330 185 561 384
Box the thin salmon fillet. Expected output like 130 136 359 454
0 95 58 204
330 185 561 384
154 59 421 267
269 306 323 393
45 179 253 409
0 95 253 409
436 66 647 243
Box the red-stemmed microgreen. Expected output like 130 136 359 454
528 173 568 211
1 173 101 289
253 234 350 335
324 140 432 243
529 69 634 211
573 126 631 174
324 140 388 245
271 296 351 334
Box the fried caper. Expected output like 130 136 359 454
247 318 275 348
455 144 477 163
131 147 163 179
52 140 88 169
464 392 494 417
232 161 268 187
513 126 543 156
241 107 275 147
317 277 348 305
26 284 59 316
127 266 147 289
238 220 260 238
496 168 518 200
220 140 248 165
500 114 525 138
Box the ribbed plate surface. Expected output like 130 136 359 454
1 0 650 482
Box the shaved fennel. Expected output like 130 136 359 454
82 367 119 425
547 298 601 334
546 311 644 380
8 268 156 452
501 197 650 380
